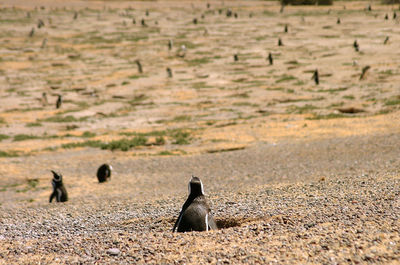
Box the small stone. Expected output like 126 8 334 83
107 248 120 256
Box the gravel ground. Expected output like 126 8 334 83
1 132 399 264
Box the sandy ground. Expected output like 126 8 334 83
0 0 400 264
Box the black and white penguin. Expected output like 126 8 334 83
49 171 68 203
166 67 173 78
56 94 62 109
135 60 143 73
267 52 273 65
97 164 112 183
172 176 218 232
353 40 359 52
312 69 319 85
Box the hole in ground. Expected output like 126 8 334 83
216 216 263 229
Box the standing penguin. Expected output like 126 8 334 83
312 69 319 85
49 171 68 202
172 176 218 232
267 52 273 65
97 164 112 183
56 94 62 109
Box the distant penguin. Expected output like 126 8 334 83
234 54 239 62
29 27 35 37
337 18 341 24
56 94 62 109
73 11 78 20
42 92 48 106
49 170 68 202
166 67 173 78
41 38 47 49
385 14 389 20
193 18 198 24
172 176 218 232
384 36 389 44
268 52 273 65
141 18 146 27
278 38 283 46
312 69 319 85
97 164 112 183
353 40 359 52
359 65 371 80
393 12 397 19
168 39 173 50
37 19 45 28
284 24 288 33
177 45 186 58
135 60 143 73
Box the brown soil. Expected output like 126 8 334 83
0 0 399 264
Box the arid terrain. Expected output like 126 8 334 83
0 0 399 263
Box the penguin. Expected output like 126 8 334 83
168 39 173 50
49 171 68 203
193 18 198 24
353 40 359 52
56 94 62 109
41 38 47 49
177 45 186 58
385 14 389 20
166 67 173 78
141 18 147 27
135 60 143 73
145 9 149 16
337 18 341 24
97 164 112 183
393 12 397 19
312 69 319 85
29 27 35 37
359 65 370 80
37 19 45 28
267 52 273 65
284 24 288 33
73 11 78 20
384 36 389 45
233 54 239 62
278 38 283 46
42 92 48 106
172 176 218 232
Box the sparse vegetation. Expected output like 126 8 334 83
42 115 88 123
0 134 10 141
13 134 39 141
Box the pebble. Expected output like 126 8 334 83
106 248 120 256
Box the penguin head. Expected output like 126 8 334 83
188 176 204 197
51 170 62 182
